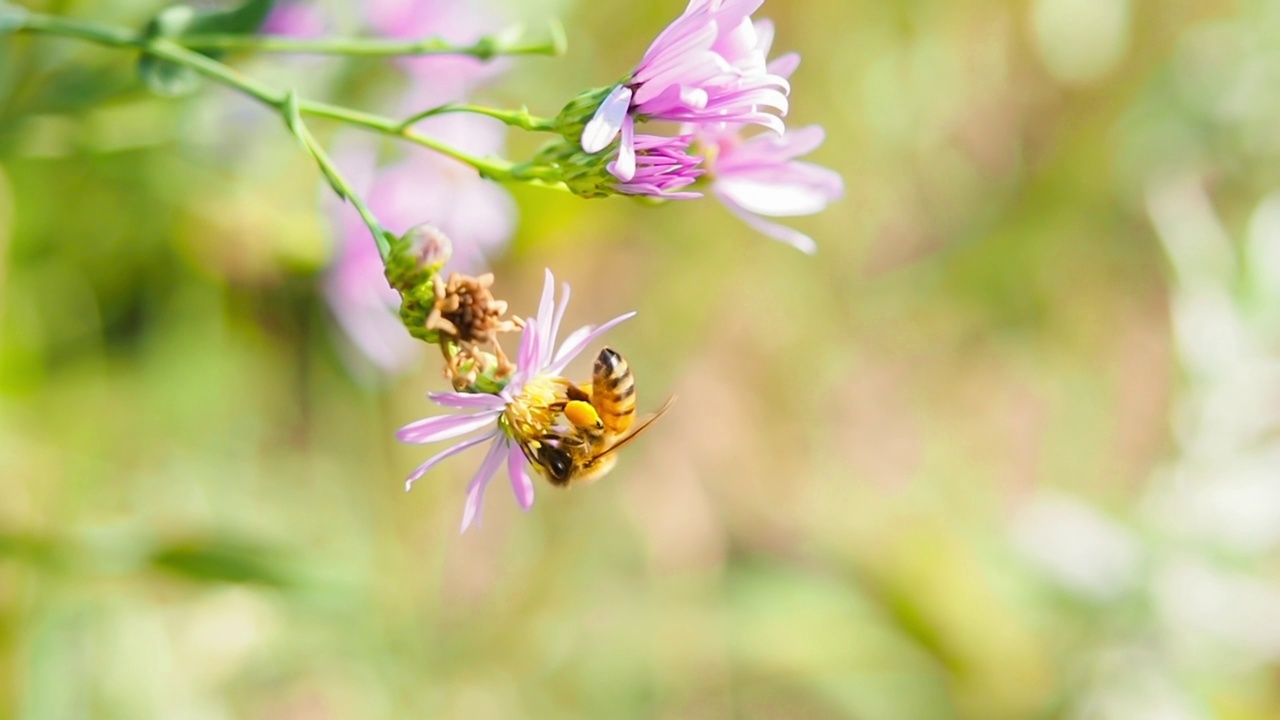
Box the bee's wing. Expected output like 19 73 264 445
590 396 676 461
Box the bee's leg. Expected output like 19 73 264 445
565 383 591 403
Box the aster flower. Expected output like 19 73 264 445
580 0 792 182
398 270 635 532
697 124 843 254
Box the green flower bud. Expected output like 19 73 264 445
532 138 616 199
384 224 454 344
403 223 453 272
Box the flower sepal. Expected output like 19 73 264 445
532 138 617 199
382 225 452 343
552 81 629 144
454 354 512 395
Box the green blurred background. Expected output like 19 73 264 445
5 0 1280 717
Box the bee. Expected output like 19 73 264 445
521 347 673 487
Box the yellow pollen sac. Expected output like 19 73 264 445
564 400 602 429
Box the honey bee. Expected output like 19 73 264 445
520 347 673 486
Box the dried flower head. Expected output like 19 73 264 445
427 272 520 389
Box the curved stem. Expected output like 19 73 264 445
397 103 556 133
11 9 138 48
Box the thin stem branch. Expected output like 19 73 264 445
397 102 556 133
178 20 566 59
12 10 567 188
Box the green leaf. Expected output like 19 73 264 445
136 0 276 97
183 0 275 36
137 53 202 96
280 88 306 142
150 536 298 587
0 532 71 570
137 6 201 96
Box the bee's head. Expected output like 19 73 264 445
537 444 575 486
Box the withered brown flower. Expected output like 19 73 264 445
427 272 520 389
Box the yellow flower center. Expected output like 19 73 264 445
502 375 568 444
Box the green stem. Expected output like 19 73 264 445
178 21 566 59
11 10 567 189
13 9 138 49
397 102 556 133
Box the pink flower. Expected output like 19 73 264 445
581 1 792 182
397 270 635 533
366 0 507 108
610 134 706 199
261 1 326 37
698 124 843 253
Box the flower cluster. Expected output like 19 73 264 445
559 0 843 252
16 0 846 535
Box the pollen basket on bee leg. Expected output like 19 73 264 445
564 400 602 429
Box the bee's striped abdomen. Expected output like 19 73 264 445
592 347 636 434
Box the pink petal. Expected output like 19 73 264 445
548 311 638 375
396 409 503 444
767 52 800 79
427 391 508 410
640 5 718 74
460 438 508 533
715 189 817 254
508 444 535 510
753 18 776 57
718 126 825 169
515 316 539 378
608 116 638 182
715 177 834 216
581 85 633 154
534 269 558 369
773 125 826 159
405 430 497 490
635 21 720 87
549 282 571 354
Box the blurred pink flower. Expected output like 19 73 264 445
323 123 517 373
366 0 508 108
321 0 518 374
698 124 843 253
261 1 326 37
397 270 635 532
581 0 792 181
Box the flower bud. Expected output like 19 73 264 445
382 224 454 343
384 224 451 294
552 83 627 144
402 223 453 272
